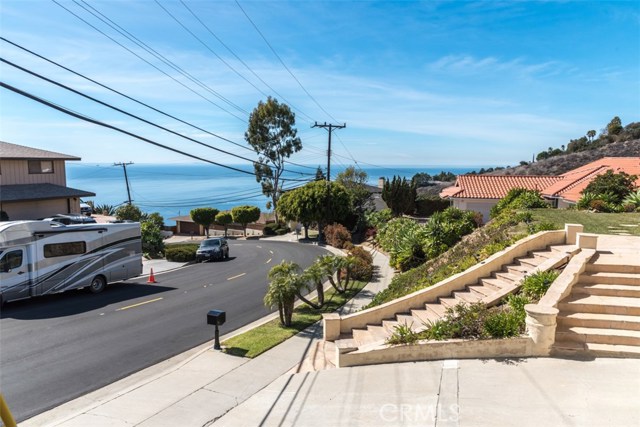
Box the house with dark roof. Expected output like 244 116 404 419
440 157 640 222
0 141 95 220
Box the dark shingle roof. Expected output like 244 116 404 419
0 141 81 160
0 183 95 202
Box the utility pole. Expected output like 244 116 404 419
114 162 134 205
312 122 346 181
312 122 346 243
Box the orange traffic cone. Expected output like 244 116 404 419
147 268 157 284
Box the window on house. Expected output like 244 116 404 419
28 160 54 174
44 241 86 258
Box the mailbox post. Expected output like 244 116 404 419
207 310 226 350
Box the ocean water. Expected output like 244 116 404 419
66 163 479 225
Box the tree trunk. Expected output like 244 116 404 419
283 297 294 326
296 292 321 310
277 302 284 326
316 281 325 307
330 272 345 294
303 222 310 240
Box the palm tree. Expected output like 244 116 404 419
318 255 341 293
303 261 327 308
265 261 300 326
335 256 356 291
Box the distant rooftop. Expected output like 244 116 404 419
0 141 81 160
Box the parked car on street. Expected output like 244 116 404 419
195 238 229 262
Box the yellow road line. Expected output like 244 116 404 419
227 273 246 281
116 297 163 311
265 258 272 264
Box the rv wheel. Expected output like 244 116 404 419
89 276 106 294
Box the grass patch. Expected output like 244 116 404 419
222 280 367 358
530 209 640 235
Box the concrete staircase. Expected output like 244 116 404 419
553 253 640 358
299 245 574 372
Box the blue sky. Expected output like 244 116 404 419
1 1 638 171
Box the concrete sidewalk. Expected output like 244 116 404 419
22 246 393 427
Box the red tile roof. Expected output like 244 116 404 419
440 175 561 199
440 157 640 203
543 157 640 203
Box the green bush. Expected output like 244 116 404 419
483 309 523 338
276 226 290 235
141 221 164 257
349 246 374 281
324 223 352 249
490 189 549 219
521 270 559 300
386 323 419 345
415 196 449 217
263 223 279 236
165 244 198 262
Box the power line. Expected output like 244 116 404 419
1 81 258 175
51 0 247 122
1 37 315 174
235 0 340 123
177 0 315 124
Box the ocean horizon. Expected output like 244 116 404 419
67 163 484 225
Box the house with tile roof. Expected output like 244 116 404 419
440 157 640 222
0 141 95 220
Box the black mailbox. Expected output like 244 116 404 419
207 310 226 326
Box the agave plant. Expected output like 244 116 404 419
622 189 640 208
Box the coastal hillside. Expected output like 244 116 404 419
488 138 639 176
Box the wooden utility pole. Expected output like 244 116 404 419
312 122 346 181
114 162 134 205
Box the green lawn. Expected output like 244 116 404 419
222 280 366 358
530 209 640 235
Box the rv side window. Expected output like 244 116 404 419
44 241 86 258
0 250 23 272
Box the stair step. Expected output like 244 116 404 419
439 296 468 309
367 325 390 342
494 271 525 283
587 254 640 274
424 303 447 318
580 272 640 286
532 251 553 261
558 295 640 316
556 327 640 346
557 312 640 331
549 244 578 254
479 277 510 289
352 329 378 347
453 291 482 304
517 257 542 269
382 319 399 333
467 284 498 298
574 283 640 298
395 314 422 331
505 264 532 275
584 343 640 358
411 308 441 325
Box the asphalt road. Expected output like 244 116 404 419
0 240 328 422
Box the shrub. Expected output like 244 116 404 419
349 246 374 281
521 270 559 300
365 209 393 229
165 245 197 262
414 196 449 217
490 189 548 218
622 190 640 208
589 199 610 212
582 170 637 204
483 309 523 338
141 221 164 257
262 223 279 236
324 223 352 249
0 210 8 221
115 204 143 221
423 303 489 340
386 323 419 345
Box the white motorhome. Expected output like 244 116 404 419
0 220 142 304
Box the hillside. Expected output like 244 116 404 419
488 138 640 176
